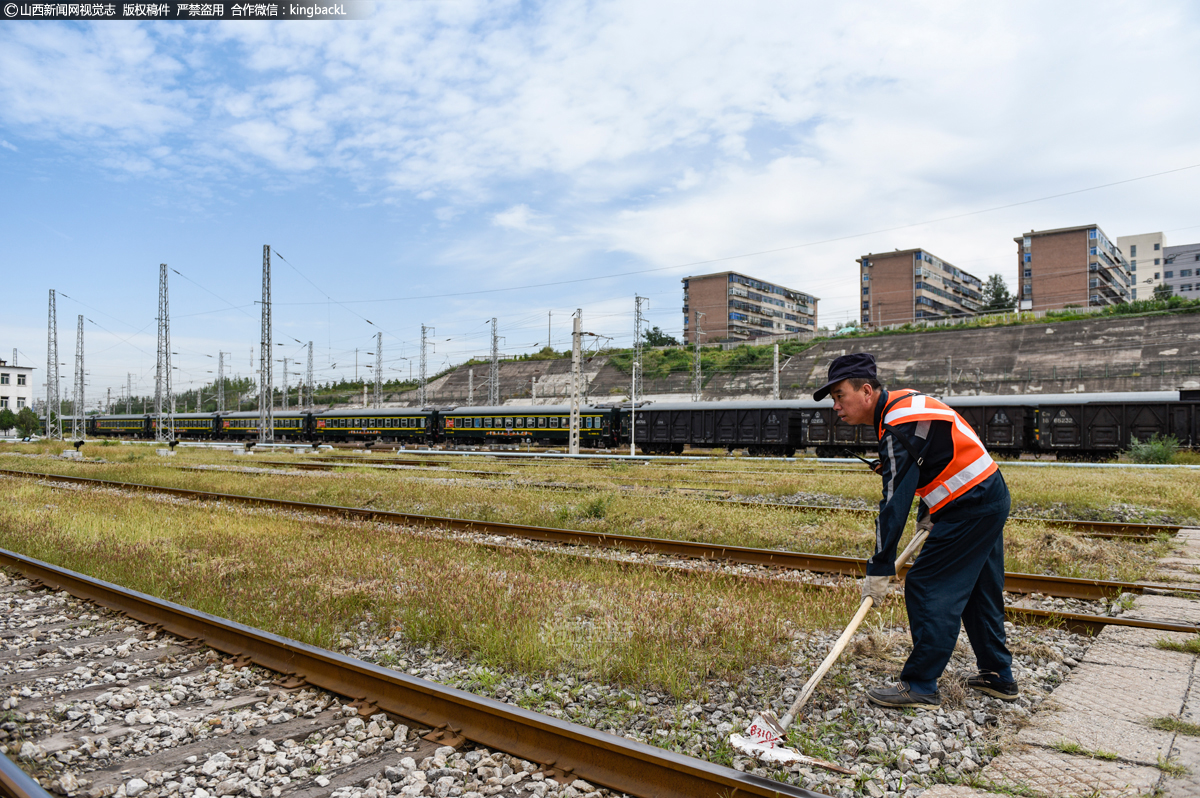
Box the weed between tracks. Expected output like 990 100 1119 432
0 445 1181 583
0 479 884 699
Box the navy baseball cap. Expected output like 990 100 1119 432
813 352 877 401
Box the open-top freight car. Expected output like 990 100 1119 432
1032 390 1197 459
439 404 618 448
629 400 802 455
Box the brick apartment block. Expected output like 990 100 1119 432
857 249 983 327
1015 225 1131 311
681 271 818 344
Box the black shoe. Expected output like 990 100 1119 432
967 671 1020 701
867 681 941 709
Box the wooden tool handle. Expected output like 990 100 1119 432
779 528 929 728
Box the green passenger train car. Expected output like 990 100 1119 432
438 404 617 447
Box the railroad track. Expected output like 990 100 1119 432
0 551 821 798
1 468 1195 634
243 460 1177 541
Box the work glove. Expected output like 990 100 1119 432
868 459 882 474
916 515 933 533
861 575 890 604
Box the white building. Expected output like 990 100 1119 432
1117 231 1167 300
0 356 36 434
1163 242 1200 300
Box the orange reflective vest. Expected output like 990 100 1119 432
877 389 998 513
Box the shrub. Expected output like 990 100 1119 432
1129 434 1180 464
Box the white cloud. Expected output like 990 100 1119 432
0 139 16 151
492 203 551 233
2 0 1200 331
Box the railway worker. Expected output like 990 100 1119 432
813 352 1017 709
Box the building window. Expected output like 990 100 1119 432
1155 258 1161 265
862 273 869 282
1130 245 1137 256
1023 269 1032 278
1154 243 1160 251
1155 272 1161 280
0 374 7 385
1182 284 1194 292
16 398 24 409
16 374 24 386
0 397 7 409
862 301 870 310
1130 262 1136 271
1182 269 1193 278
1023 236 1031 249
1089 229 1098 239
1166 271 1174 279
862 287 869 296
1023 285 1032 296
1023 253 1032 263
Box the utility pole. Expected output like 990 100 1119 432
126 373 132 415
259 245 273 442
374 332 383 409
306 341 314 410
45 290 62 439
548 310 552 349
691 310 706 402
155 264 173 442
468 369 474 405
72 314 84 438
631 296 646 455
419 325 431 407
10 349 15 366
106 387 111 414
281 358 289 410
773 343 780 401
217 352 226 412
488 318 500 406
569 309 582 455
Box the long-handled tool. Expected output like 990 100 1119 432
730 528 930 766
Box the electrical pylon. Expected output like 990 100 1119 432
45 290 62 440
72 314 84 440
154 264 174 442
259 246 273 442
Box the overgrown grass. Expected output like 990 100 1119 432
1129 434 1181 464
0 479 878 699
1150 716 1200 737
1156 636 1200 654
0 446 1181 582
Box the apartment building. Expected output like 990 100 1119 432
0 356 35 435
856 249 983 327
681 272 818 344
1014 225 1131 311
1163 242 1200 299
1116 231 1166 301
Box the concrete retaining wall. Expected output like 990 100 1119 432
371 312 1200 407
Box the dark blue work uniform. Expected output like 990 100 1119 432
866 389 1014 694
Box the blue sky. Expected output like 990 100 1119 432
3 1 1200 407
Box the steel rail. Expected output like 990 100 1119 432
244 460 1178 541
0 751 54 798
2 468 1193 608
0 548 820 798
